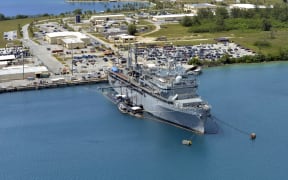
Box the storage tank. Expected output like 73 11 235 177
75 15 81 23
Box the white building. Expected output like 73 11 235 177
90 14 126 24
152 14 196 23
45 32 90 49
0 65 49 81
229 4 267 10
184 3 217 14
94 25 106 33
0 55 16 62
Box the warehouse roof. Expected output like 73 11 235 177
0 55 15 61
46 31 89 39
153 14 195 19
0 66 48 75
62 38 84 44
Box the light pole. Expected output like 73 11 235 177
22 51 24 80
71 48 74 75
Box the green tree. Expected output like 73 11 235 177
216 7 229 19
215 17 225 31
180 16 192 27
262 18 272 31
191 16 201 25
73 8 82 15
28 23 34 37
197 9 214 19
243 9 255 18
17 24 22 38
231 8 242 18
15 14 28 19
188 57 202 66
284 0 288 21
0 13 6 21
128 24 137 35
219 54 231 64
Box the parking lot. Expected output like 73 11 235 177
134 42 256 65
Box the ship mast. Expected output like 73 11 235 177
127 44 132 69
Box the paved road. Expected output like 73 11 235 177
22 24 65 74
140 20 161 36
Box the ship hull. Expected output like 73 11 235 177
108 74 206 133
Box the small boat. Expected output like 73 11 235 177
182 139 192 146
116 94 144 117
184 65 202 75
129 106 144 118
118 102 128 113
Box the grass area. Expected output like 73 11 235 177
145 24 190 38
0 17 47 48
222 30 288 55
138 20 153 26
145 23 288 55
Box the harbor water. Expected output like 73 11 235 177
0 62 288 179
0 0 147 17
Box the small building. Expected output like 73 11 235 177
109 34 136 44
61 38 85 49
119 34 136 43
0 65 49 82
152 14 196 23
94 25 106 33
184 3 217 14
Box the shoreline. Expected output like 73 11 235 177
65 0 147 2
203 60 288 69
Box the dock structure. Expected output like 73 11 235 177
0 78 108 94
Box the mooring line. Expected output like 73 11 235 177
212 116 250 136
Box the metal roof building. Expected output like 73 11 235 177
152 14 196 22
229 4 267 10
184 3 217 14
0 55 16 61
45 32 90 49
0 66 49 82
90 14 126 24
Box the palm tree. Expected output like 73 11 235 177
285 0 288 20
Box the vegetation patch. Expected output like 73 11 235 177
254 40 271 48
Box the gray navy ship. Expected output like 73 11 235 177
107 47 216 134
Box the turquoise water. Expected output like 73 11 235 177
0 0 146 17
0 62 288 179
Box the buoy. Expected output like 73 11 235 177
250 133 256 140
182 139 192 146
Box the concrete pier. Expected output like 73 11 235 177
0 78 107 94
